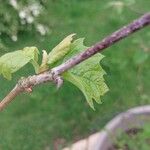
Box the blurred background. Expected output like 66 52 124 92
0 0 150 149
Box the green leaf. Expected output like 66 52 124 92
63 39 109 109
0 47 39 80
23 47 40 74
0 64 12 80
38 50 49 73
48 33 75 66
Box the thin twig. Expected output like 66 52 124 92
0 13 150 111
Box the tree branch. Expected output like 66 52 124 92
0 13 150 111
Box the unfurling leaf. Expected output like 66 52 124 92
63 39 109 109
48 33 76 66
38 50 49 73
0 47 39 80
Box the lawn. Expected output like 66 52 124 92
0 0 150 149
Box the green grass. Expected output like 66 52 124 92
0 0 150 149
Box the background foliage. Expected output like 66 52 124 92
0 0 48 42
0 0 150 149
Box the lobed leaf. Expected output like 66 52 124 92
63 39 109 109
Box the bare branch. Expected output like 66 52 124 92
0 13 150 111
53 13 150 74
0 85 22 111
0 71 53 111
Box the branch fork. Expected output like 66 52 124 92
51 69 64 89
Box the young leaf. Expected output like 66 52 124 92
0 47 39 80
23 47 39 62
23 47 40 74
63 39 109 109
38 50 49 73
48 34 75 66
0 64 12 80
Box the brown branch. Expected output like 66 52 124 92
0 72 54 111
0 85 22 111
0 13 150 111
53 13 150 73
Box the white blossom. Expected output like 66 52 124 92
36 24 47 36
26 16 34 24
30 3 42 16
11 35 18 42
9 1 48 39
9 0 18 9
19 10 26 19
32 9 40 17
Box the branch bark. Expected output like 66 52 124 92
0 13 150 111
